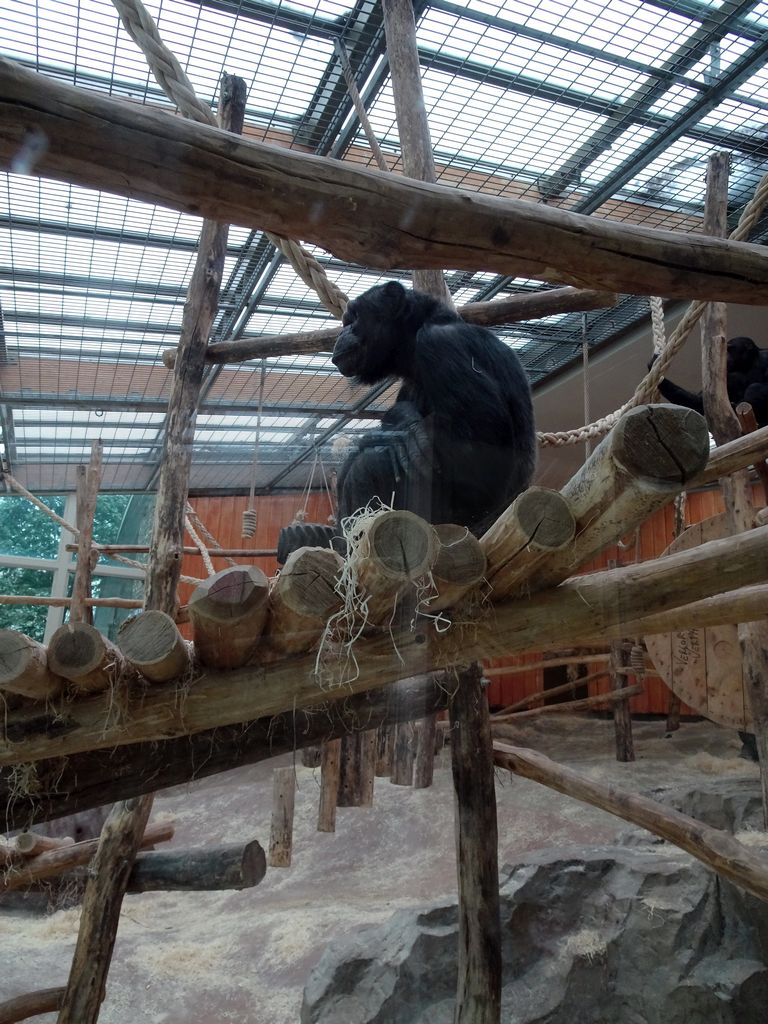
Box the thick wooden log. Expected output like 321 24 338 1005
47 622 124 694
1 675 451 830
129 840 266 892
0 630 61 700
268 767 296 868
337 730 376 807
691 423 768 488
1 822 173 892
493 741 768 903
188 565 270 669
168 288 617 367
536 405 709 589
427 525 487 613
351 510 438 627
263 547 343 659
317 738 342 833
2 524 767 767
611 584 768 641
450 663 501 1024
301 746 322 768
14 832 74 857
0 988 67 1024
481 487 575 600
116 610 190 683
5 60 768 302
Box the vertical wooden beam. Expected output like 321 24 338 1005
390 720 417 786
609 641 635 762
413 713 438 789
268 766 296 868
337 730 376 807
57 76 247 1024
699 152 768 825
70 441 103 625
381 0 452 305
449 663 501 1024
318 738 342 833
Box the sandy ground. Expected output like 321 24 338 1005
0 716 761 1023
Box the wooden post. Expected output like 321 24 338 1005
607 560 635 762
57 74 247 1024
47 622 124 694
301 746 322 768
317 738 342 833
268 767 296 868
390 720 417 786
188 565 270 669
381 0 452 304
116 610 190 683
699 152 768 826
374 725 395 777
450 663 501 1024
735 402 768 506
0 630 61 700
70 441 103 625
413 713 438 789
337 730 376 807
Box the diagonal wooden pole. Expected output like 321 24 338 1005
56 74 246 1024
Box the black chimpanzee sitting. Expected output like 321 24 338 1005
332 281 536 534
652 336 768 428
277 282 536 563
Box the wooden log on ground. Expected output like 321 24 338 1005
691 423 768 488
337 730 376 807
350 510 438 627
14 832 74 857
3 523 768 767
1 674 451 830
450 662 501 1024
128 840 266 892
0 987 67 1024
0 630 62 700
188 565 269 669
318 738 342 833
167 287 617 367
493 741 768 903
427 525 487 613
46 622 124 694
390 720 417 786
1 821 173 892
6 59 768 301
480 487 575 601
535 405 710 589
263 546 343 659
116 610 190 683
268 768 296 867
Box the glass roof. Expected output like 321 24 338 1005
1 0 767 492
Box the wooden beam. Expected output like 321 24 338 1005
1 674 450 831
690 423 768 488
493 741 768 903
3 59 768 302
129 840 266 892
2 523 767 767
0 988 68 1024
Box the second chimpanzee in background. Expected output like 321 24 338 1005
331 281 536 535
652 336 768 428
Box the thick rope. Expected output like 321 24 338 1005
538 172 768 446
111 0 347 318
2 474 80 535
186 503 236 568
184 512 215 577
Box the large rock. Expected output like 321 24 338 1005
302 843 768 1023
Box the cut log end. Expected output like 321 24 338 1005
360 510 437 580
190 565 269 617
615 405 710 484
433 525 487 585
277 547 343 618
508 487 576 551
0 629 61 700
117 610 189 683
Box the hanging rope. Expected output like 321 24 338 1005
111 0 347 318
184 511 215 577
242 361 267 538
538 172 768 447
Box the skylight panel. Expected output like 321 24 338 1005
683 34 753 84
623 136 713 206
579 124 656 185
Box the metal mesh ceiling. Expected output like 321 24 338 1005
1 0 767 493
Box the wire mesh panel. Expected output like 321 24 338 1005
0 0 766 491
